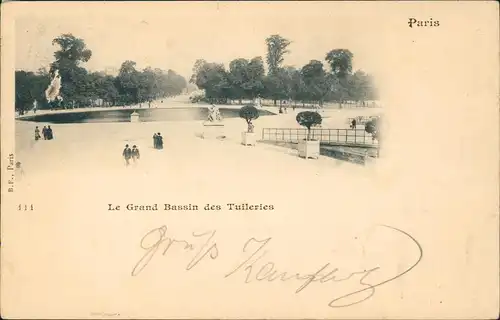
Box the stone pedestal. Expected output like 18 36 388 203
202 122 225 139
298 139 320 159
241 132 256 146
130 111 140 123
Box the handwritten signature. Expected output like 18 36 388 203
131 225 219 276
131 224 422 308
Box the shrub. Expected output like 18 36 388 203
189 90 206 103
365 117 379 140
296 111 322 140
239 105 260 133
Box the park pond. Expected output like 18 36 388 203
16 106 277 124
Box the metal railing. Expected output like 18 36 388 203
261 128 379 147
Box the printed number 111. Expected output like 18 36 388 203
18 204 34 211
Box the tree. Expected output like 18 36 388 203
164 69 187 97
50 34 92 73
16 33 187 110
365 117 379 139
365 117 380 157
190 59 207 84
296 111 322 140
49 34 93 107
228 58 250 102
289 68 307 106
239 105 260 132
325 49 353 78
116 60 140 104
265 35 291 76
192 62 231 103
245 57 265 98
185 37 377 108
15 71 50 112
96 74 119 106
301 60 330 106
263 71 288 106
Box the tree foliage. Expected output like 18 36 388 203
296 111 322 140
265 35 291 76
15 33 187 111
239 105 260 132
189 35 377 107
325 49 354 78
15 70 50 112
365 117 379 139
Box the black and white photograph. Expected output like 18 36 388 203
1 2 498 319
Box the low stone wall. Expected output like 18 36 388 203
259 140 374 165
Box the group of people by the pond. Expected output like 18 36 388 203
122 144 141 166
34 126 54 141
153 133 164 149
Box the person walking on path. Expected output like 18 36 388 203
34 126 41 141
47 126 54 140
156 133 163 150
122 144 132 166
153 133 158 149
42 126 48 140
131 145 140 163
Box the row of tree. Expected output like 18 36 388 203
191 35 377 106
15 34 187 111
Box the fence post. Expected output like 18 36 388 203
354 128 357 144
337 129 339 142
345 129 348 143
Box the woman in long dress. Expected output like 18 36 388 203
34 126 41 141
156 133 163 150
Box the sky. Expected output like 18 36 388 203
13 2 387 80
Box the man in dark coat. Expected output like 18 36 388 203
123 144 132 166
131 145 140 163
156 133 163 150
153 133 158 149
47 126 54 140
42 126 48 140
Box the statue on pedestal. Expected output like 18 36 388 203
206 104 223 123
202 104 225 139
254 96 262 108
45 69 63 109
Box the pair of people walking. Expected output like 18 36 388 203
40 126 54 140
122 144 140 166
153 133 163 149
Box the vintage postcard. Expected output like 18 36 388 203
1 1 498 319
